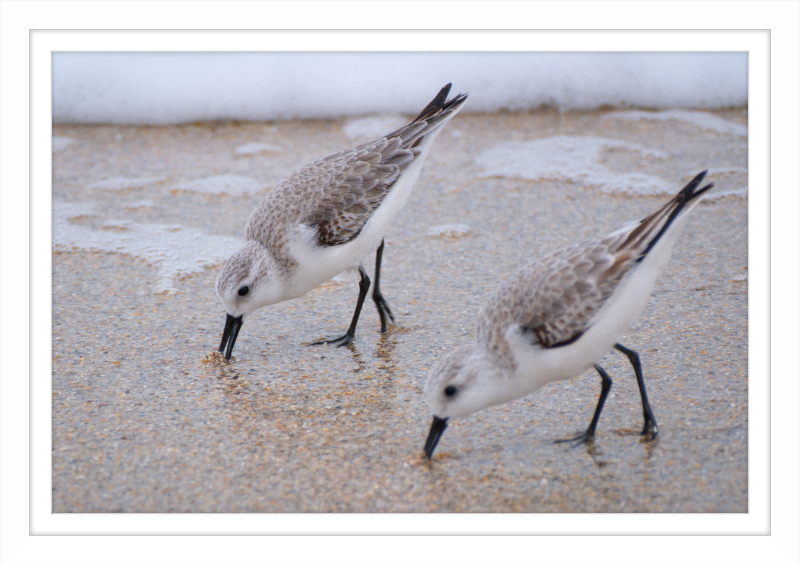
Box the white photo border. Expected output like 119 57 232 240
1 1 797 564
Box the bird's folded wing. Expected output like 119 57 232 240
508 235 636 348
245 86 467 248
300 139 417 246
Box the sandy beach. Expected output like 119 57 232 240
52 107 747 513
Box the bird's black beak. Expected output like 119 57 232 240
424 416 449 459
218 313 244 361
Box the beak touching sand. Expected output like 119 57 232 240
424 416 449 459
218 314 244 361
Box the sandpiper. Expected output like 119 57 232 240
423 171 714 459
217 84 468 360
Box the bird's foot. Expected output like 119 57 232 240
311 332 355 347
640 421 659 441
554 431 595 447
373 294 396 333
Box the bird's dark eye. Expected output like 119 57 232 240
444 385 457 397
238 286 249 297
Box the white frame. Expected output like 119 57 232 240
1 2 796 564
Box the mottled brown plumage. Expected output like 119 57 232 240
478 172 711 358
477 233 637 364
244 87 468 257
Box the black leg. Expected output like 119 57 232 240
372 238 395 333
614 343 658 439
312 265 370 347
555 364 612 445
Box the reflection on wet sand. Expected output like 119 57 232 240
52 108 748 512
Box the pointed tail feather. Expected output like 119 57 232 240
389 84 469 149
622 171 714 262
413 83 453 122
412 83 469 123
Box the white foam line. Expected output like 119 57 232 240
703 186 749 200
477 136 673 196
427 224 473 239
170 174 270 196
52 136 75 152
53 200 243 293
89 176 168 190
702 166 748 199
234 143 283 156
603 109 748 138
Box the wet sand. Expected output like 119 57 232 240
52 107 748 512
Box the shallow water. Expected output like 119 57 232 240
52 107 748 512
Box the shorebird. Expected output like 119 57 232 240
217 84 468 360
423 171 714 459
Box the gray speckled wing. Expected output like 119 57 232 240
478 170 712 352
301 137 417 246
481 233 636 351
244 85 467 249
